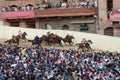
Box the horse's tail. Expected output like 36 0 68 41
27 39 33 42
75 43 80 46
4 40 8 43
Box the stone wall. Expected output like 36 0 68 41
39 18 96 33
113 0 120 9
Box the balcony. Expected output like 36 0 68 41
1 10 34 19
110 13 120 21
35 8 97 18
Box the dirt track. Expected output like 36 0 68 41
0 38 78 50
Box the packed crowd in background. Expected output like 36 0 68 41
0 43 120 80
1 0 97 12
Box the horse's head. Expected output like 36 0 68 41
50 33 54 35
21 32 27 39
70 35 75 39
41 35 48 41
23 32 27 36
88 40 93 44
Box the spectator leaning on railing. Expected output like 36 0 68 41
1 0 97 12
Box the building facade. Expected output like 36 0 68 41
98 0 120 37
1 0 120 36
0 0 97 34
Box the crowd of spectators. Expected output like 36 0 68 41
1 0 97 12
108 8 120 16
0 43 120 80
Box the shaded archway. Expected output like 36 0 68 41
42 23 52 30
10 5 17 7
26 4 33 7
26 4 33 10
62 0 67 3
8 20 19 27
104 27 114 36
62 24 69 30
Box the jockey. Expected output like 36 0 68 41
18 30 22 39
81 38 87 44
66 34 70 38
34 35 39 43
12 35 16 41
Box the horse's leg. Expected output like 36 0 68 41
88 45 92 50
60 42 62 46
8 40 11 45
47 40 50 46
58 40 62 46
69 41 72 46
71 41 74 44
39 40 42 47
17 40 19 45
70 40 74 45
24 39 27 42
64 41 67 46
63 40 67 46
51 41 54 46
86 44 91 50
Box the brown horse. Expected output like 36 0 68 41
62 35 75 45
47 33 63 46
18 31 28 42
76 43 85 49
76 39 93 50
4 35 20 45
40 35 49 45
84 40 93 50
28 38 42 47
27 35 43 47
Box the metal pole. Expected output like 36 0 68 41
97 0 100 30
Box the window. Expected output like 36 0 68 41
62 24 69 30
42 23 52 29
80 23 89 31
107 0 113 11
112 21 119 25
27 24 35 28
104 27 114 36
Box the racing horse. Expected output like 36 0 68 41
40 35 49 45
84 40 93 50
62 35 75 45
18 31 28 42
28 36 42 47
28 34 50 46
76 39 93 50
47 33 63 46
76 43 85 50
4 35 20 45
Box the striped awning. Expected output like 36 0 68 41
2 10 35 19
